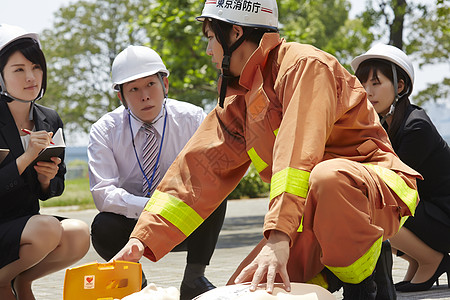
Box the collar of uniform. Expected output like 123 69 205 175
239 33 283 90
126 103 165 139
151 104 166 136
127 108 143 140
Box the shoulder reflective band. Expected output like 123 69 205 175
247 147 268 173
364 164 418 216
144 190 204 237
326 236 382 284
270 167 310 200
306 271 328 290
297 215 304 232
399 215 409 230
247 129 279 173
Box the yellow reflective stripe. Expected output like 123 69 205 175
400 215 409 229
144 190 204 236
270 167 310 200
247 147 268 173
364 164 418 216
297 215 304 232
273 128 279 136
326 236 382 284
307 272 328 290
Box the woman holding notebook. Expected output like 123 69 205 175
0 23 89 300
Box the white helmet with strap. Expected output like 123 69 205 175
351 44 414 123
196 0 278 108
196 0 278 31
0 23 40 53
111 45 169 95
351 43 414 87
0 24 44 112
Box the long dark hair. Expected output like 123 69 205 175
355 59 412 141
0 38 47 96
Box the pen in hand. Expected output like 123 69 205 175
21 128 55 145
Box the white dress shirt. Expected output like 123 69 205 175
88 98 206 219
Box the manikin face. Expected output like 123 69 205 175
360 69 397 116
120 74 168 124
3 50 43 101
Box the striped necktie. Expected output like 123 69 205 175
141 124 161 197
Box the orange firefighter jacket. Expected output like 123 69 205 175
130 33 420 272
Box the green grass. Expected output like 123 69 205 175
40 176 96 209
39 163 268 208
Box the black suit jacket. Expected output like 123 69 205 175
0 100 66 223
391 103 450 226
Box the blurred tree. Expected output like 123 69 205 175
39 0 447 134
37 0 381 133
137 0 219 109
278 0 375 67
359 0 449 104
40 0 151 134
140 0 375 83
408 1 449 105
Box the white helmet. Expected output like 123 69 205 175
0 23 40 53
0 24 44 106
351 43 414 86
196 0 278 31
111 45 169 91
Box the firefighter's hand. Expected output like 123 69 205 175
111 238 145 262
234 230 291 294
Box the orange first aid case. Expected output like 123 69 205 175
63 261 142 300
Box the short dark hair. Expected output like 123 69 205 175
355 58 412 141
0 38 47 95
202 18 274 47
355 59 412 98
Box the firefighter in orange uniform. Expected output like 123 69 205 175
113 0 421 299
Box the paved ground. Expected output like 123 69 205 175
34 198 450 299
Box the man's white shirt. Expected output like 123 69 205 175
88 98 206 219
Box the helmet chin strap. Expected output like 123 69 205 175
0 75 44 120
216 26 254 108
157 73 168 98
380 63 399 125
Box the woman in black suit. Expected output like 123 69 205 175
352 44 450 293
0 24 90 300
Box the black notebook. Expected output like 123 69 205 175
31 128 66 165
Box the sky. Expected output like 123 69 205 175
1 0 448 144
